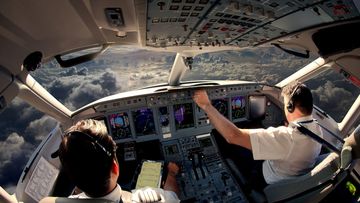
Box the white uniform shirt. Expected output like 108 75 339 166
249 115 322 184
69 184 179 203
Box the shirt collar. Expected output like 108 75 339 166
291 115 314 123
100 184 122 202
288 115 314 128
79 184 122 202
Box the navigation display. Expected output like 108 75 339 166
231 96 246 120
159 107 170 134
108 112 131 139
212 98 228 118
132 108 156 136
173 103 194 130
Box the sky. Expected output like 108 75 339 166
0 46 359 194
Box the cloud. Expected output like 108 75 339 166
182 46 313 85
0 133 25 162
25 116 57 141
312 81 354 121
0 133 34 194
46 68 120 110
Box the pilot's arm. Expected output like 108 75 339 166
193 90 252 150
163 162 180 196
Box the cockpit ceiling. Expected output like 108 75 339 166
1 0 360 75
146 0 360 48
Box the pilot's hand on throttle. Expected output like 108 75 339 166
192 90 211 111
167 162 179 177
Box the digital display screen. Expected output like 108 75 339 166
108 112 131 139
165 144 179 155
173 103 194 130
199 137 213 148
212 98 228 118
159 107 170 134
231 96 246 120
132 108 156 136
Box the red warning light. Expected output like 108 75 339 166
349 75 360 87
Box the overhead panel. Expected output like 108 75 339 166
146 0 360 48
146 0 213 47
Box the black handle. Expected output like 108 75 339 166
272 43 310 58
55 44 109 68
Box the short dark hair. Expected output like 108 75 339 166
282 81 313 115
59 119 117 197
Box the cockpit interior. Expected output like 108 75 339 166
1 0 360 203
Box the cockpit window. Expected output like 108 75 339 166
0 97 57 194
306 68 360 123
182 46 316 84
31 46 175 110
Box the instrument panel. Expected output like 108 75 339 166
89 84 284 202
98 84 262 143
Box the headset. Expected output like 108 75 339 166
286 84 302 113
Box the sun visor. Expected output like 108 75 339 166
312 21 360 58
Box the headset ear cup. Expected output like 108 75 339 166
287 100 294 113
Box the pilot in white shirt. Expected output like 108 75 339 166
193 81 322 186
250 115 322 184
58 119 180 203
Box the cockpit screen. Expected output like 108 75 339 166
165 144 179 155
212 99 228 118
199 137 213 148
132 108 156 136
108 112 131 139
231 96 246 120
159 107 170 134
173 103 195 130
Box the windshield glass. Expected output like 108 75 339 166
306 68 360 123
0 98 57 193
182 46 316 84
31 46 175 111
32 45 316 111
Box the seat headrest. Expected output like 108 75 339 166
344 125 360 159
341 146 352 169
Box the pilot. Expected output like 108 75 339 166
193 81 322 190
57 119 180 203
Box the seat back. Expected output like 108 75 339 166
39 197 115 203
263 146 352 203
39 189 133 203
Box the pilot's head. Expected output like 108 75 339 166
59 119 119 197
281 81 313 121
